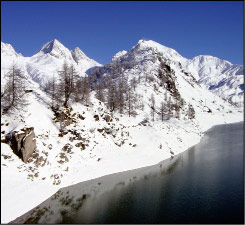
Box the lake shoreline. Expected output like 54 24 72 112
2 111 243 223
11 119 244 223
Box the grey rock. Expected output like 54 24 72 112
10 127 36 163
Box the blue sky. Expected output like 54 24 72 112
1 1 244 65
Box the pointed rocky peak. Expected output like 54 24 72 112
71 47 102 68
1 41 22 57
71 47 87 63
37 39 73 60
134 39 169 51
1 41 14 52
191 55 232 66
112 50 127 61
131 39 185 63
40 39 67 54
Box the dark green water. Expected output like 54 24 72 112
12 122 244 224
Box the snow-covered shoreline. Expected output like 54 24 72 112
1 38 243 223
1 110 242 223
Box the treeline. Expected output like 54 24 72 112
1 59 195 121
87 54 195 121
44 62 91 109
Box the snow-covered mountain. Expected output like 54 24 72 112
184 55 244 106
26 39 102 86
112 50 127 61
109 40 243 107
100 40 224 120
2 39 242 105
39 39 74 61
1 39 243 223
1 41 23 57
1 39 102 88
71 47 100 72
1 42 27 88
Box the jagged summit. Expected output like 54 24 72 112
1 41 22 57
191 55 232 66
35 39 74 61
39 39 66 54
1 41 15 53
112 50 127 61
71 47 88 63
1 37 243 224
135 39 171 51
24 39 102 85
1 38 243 106
132 39 185 63
73 46 85 53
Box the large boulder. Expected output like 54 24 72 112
10 127 36 163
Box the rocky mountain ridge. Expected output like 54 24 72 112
1 38 243 223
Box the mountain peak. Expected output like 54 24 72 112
36 39 75 61
112 50 127 61
192 55 232 66
132 39 185 63
71 47 88 63
40 39 66 54
136 39 157 47
136 39 173 52
1 41 22 57
72 47 86 56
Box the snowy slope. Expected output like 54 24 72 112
1 39 243 223
2 86 242 223
1 40 102 88
71 47 101 73
132 40 244 107
1 42 27 89
26 39 102 86
112 50 127 61
101 39 237 116
184 55 244 106
111 40 243 107
2 39 242 105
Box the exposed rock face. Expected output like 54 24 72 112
10 127 36 163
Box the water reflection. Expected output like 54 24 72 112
11 122 243 224
11 153 182 223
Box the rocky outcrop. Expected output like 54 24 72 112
10 127 36 163
104 115 112 123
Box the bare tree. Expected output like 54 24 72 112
1 63 27 112
164 90 168 102
57 62 77 107
95 81 105 103
167 96 172 120
69 64 77 92
138 73 141 83
126 82 135 117
174 97 181 119
150 93 155 121
74 78 82 103
187 103 195 119
106 80 117 112
117 78 125 114
160 101 165 122
49 74 58 109
176 106 180 119
145 71 148 83
131 77 137 91
80 75 90 106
